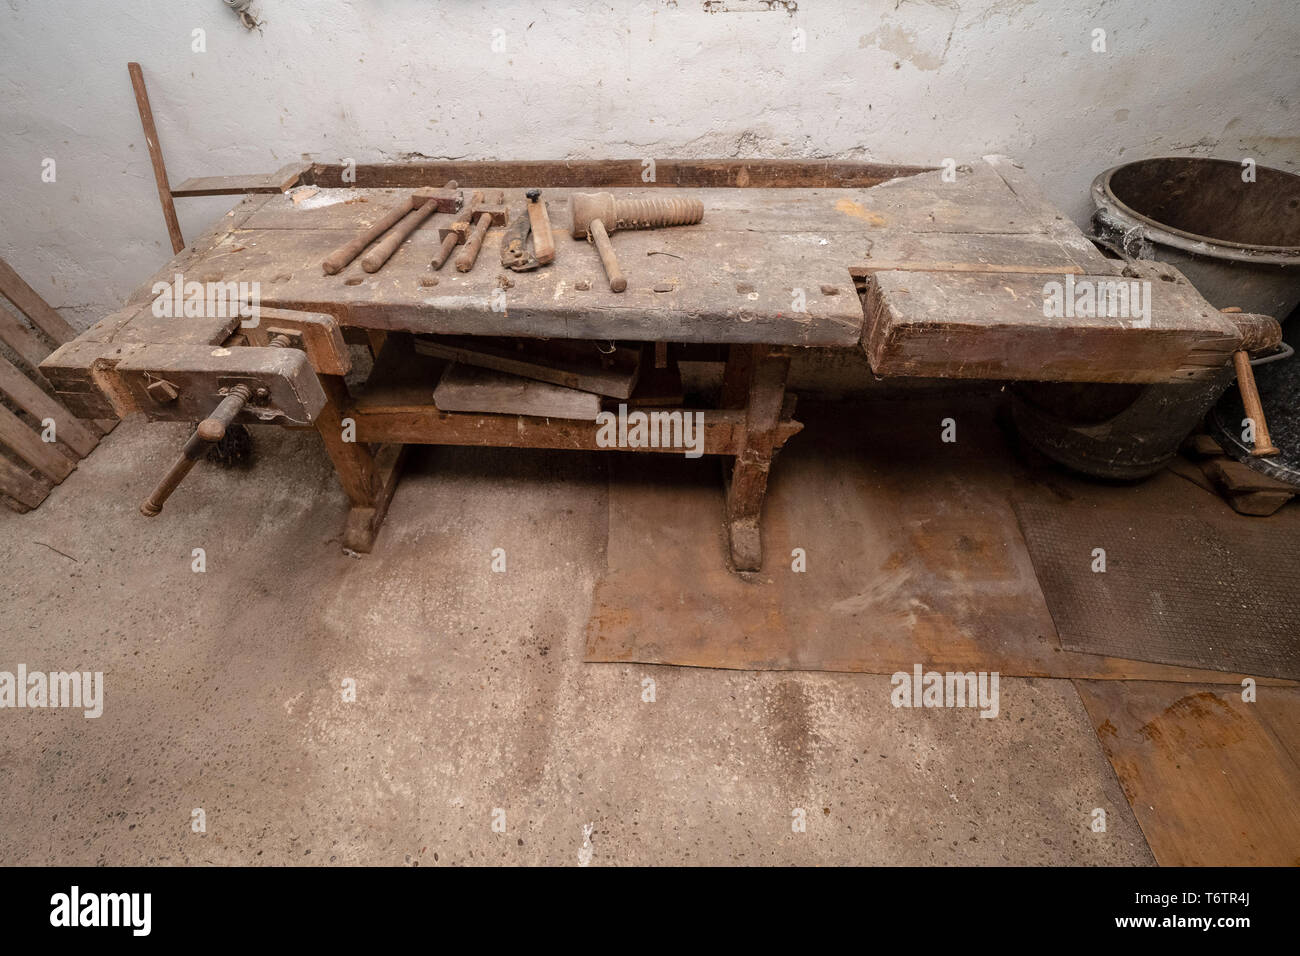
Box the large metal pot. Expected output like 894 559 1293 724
1092 156 1300 318
1014 157 1300 480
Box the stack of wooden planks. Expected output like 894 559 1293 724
0 257 113 512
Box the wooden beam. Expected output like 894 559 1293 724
724 345 791 570
0 356 99 458
127 61 185 254
0 454 52 511
0 403 74 482
351 402 800 455
0 305 52 368
306 159 932 190
0 257 77 344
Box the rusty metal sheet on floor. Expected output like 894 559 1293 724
585 399 1278 682
1075 680 1300 866
1014 481 1300 680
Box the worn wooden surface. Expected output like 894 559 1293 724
52 157 1258 398
305 158 933 190
171 161 312 197
864 268 1250 383
433 363 602 421
167 185 881 346
0 259 109 511
1076 680 1300 866
414 335 641 399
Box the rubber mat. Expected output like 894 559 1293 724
1016 500 1300 679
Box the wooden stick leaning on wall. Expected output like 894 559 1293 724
127 61 185 254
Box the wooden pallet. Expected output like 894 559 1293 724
0 256 113 512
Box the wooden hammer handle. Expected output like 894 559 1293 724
322 198 414 274
455 213 493 273
1233 349 1279 456
589 219 626 293
361 200 439 273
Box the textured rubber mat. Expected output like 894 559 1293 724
1016 501 1300 679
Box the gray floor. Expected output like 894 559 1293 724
0 418 1152 865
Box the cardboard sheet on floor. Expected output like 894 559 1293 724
585 399 1272 681
1075 680 1300 866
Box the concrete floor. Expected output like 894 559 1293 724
0 417 1153 865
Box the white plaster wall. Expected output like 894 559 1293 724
1 0 1297 331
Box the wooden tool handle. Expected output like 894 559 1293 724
323 198 415 274
141 385 251 516
455 214 493 273
432 190 484 270
140 440 203 517
361 200 440 273
197 385 252 442
1233 349 1279 457
527 195 555 264
589 219 626 293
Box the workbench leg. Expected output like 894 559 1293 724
314 375 405 552
720 343 755 409
723 345 789 572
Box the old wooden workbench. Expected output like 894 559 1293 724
41 157 1278 569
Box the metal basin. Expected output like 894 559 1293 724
1014 157 1300 481
1092 156 1300 318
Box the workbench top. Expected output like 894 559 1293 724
58 157 1270 389
121 159 1111 349
165 185 889 346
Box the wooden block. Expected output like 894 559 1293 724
254 308 351 376
1225 489 1294 516
414 335 640 399
863 268 1245 383
112 343 327 425
170 161 312 197
626 357 685 408
433 363 601 421
1185 433 1225 457
1202 457 1296 494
